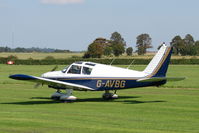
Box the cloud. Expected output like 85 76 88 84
40 0 84 5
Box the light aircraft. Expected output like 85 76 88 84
9 44 185 101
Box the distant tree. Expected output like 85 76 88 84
126 47 133 56
15 47 26 52
195 41 199 55
103 46 112 56
0 47 4 52
85 38 110 58
110 32 126 56
0 46 70 53
181 34 196 55
170 36 184 55
136 33 152 55
83 52 91 58
5 46 12 52
87 42 103 58
7 55 18 61
184 34 194 45
54 49 71 53
0 46 11 52
110 32 126 46
112 43 125 56
45 56 55 60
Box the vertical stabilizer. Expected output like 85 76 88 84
143 44 173 77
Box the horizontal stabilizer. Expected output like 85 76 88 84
137 77 185 82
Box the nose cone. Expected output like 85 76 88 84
41 72 50 78
41 71 61 78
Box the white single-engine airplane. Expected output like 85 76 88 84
9 44 185 101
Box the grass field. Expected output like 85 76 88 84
0 65 199 133
1 52 199 59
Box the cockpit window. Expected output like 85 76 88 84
67 65 82 74
82 67 92 75
85 63 96 66
75 61 83 64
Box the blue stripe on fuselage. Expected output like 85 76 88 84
52 78 166 91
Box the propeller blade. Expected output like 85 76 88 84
34 83 41 88
51 65 58 71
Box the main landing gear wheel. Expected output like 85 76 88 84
102 90 118 100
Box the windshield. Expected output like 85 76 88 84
62 66 69 73
67 65 82 74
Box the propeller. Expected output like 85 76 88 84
34 82 45 88
34 65 58 88
34 83 41 88
51 65 58 72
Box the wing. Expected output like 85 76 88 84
137 77 186 82
9 74 94 91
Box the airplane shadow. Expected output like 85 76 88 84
31 97 51 100
122 100 166 104
1 100 61 105
76 96 140 102
0 96 166 105
76 96 166 104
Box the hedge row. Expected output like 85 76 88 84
1 57 199 65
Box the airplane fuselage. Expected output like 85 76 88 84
44 72 166 91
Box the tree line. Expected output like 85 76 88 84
170 34 199 56
84 32 199 58
0 47 71 53
83 32 153 58
83 32 133 58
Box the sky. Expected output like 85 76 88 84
0 0 199 51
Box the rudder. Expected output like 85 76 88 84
143 44 173 77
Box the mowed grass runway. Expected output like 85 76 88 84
0 65 199 133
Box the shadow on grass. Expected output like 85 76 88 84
122 100 166 104
76 96 166 104
1 100 61 105
76 96 140 102
0 96 166 105
31 97 51 100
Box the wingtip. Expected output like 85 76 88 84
9 74 36 80
9 74 18 79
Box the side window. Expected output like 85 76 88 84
67 65 82 74
82 67 92 75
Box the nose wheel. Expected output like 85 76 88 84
51 89 64 100
51 89 77 101
102 90 118 100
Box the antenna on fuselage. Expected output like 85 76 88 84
109 58 116 66
127 60 135 69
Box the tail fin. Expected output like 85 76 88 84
143 44 173 77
